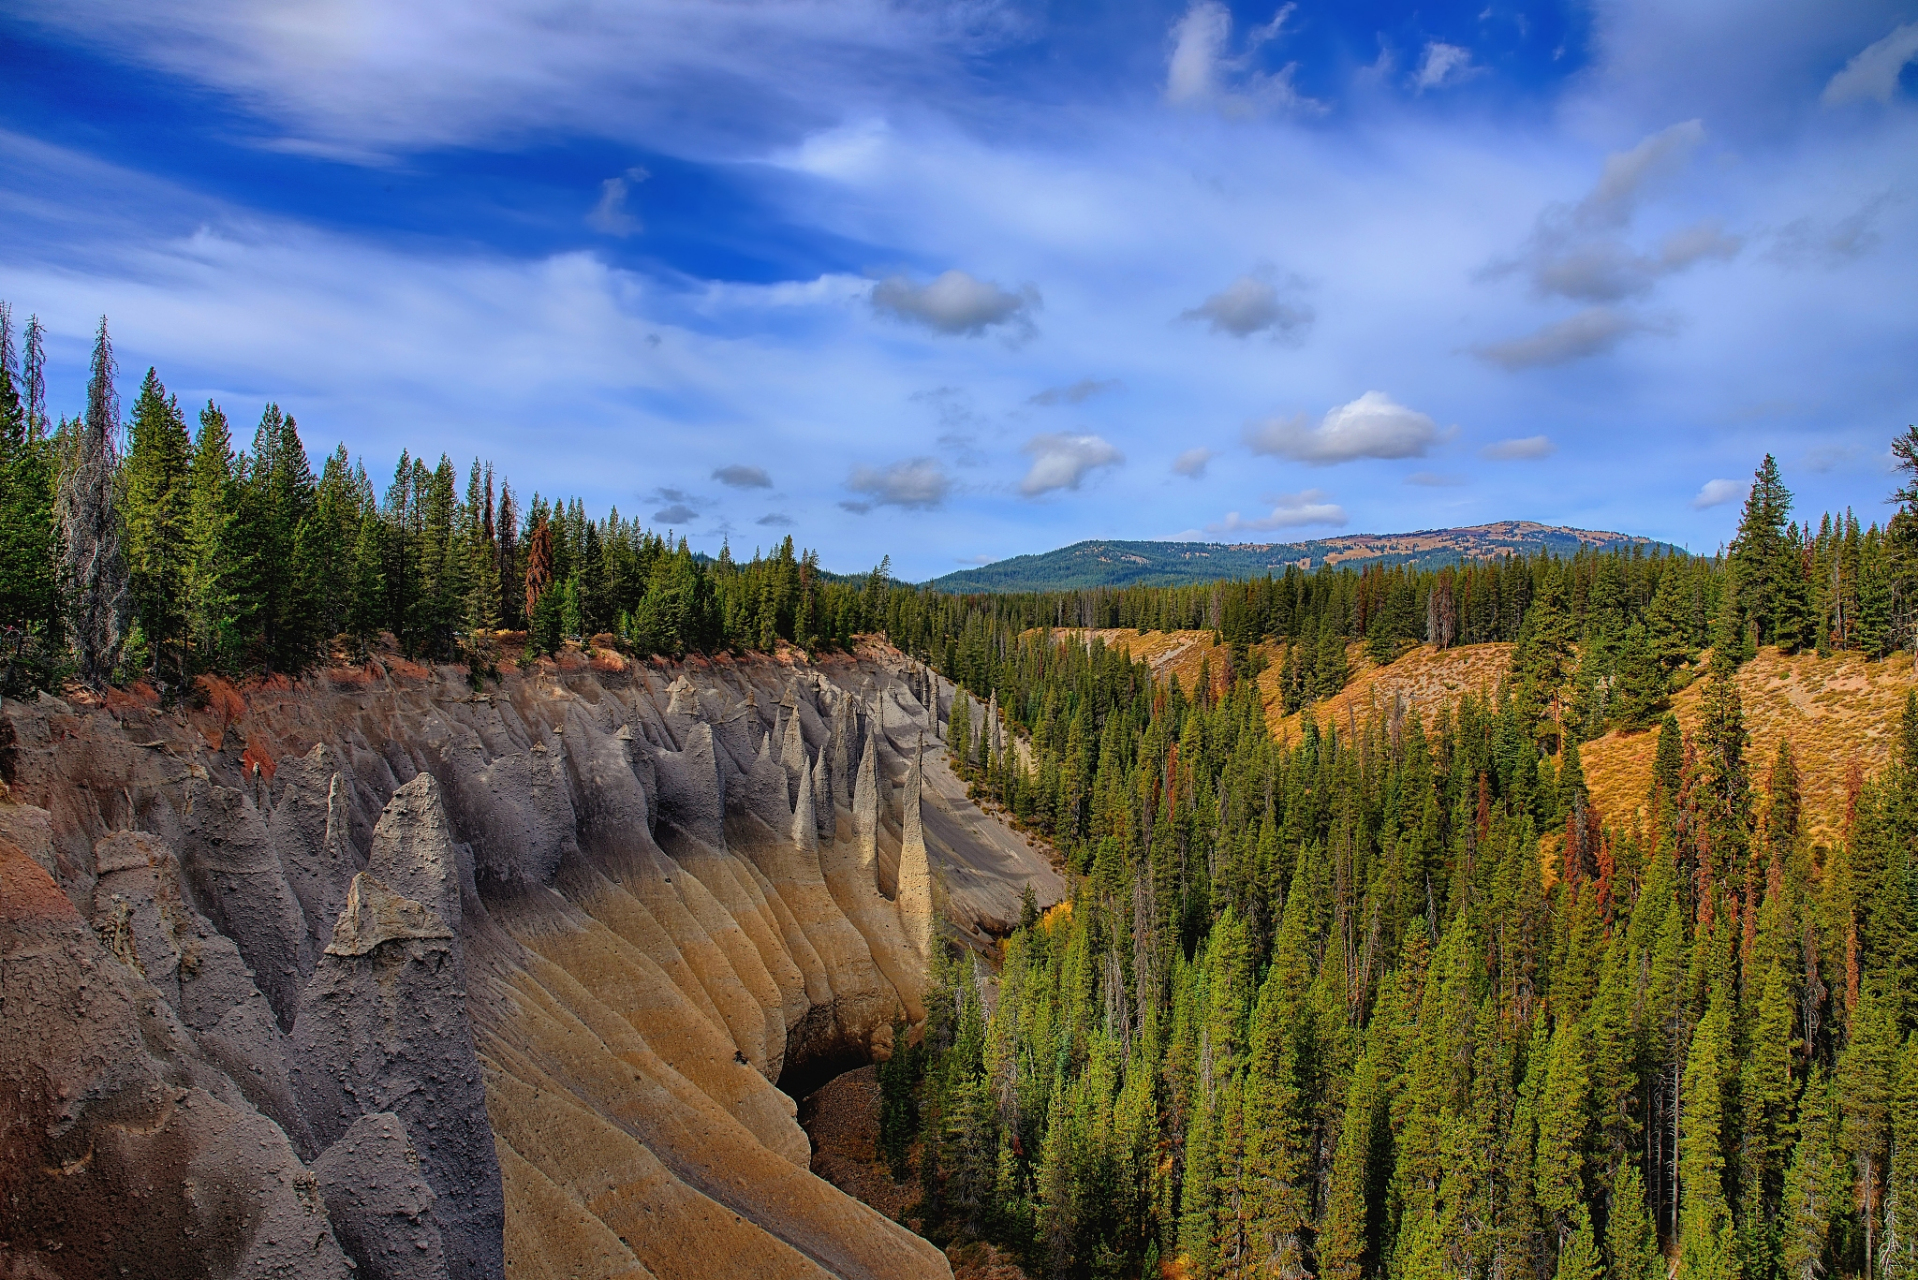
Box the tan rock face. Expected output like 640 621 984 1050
0 643 1060 1280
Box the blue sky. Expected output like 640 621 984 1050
3 0 1915 580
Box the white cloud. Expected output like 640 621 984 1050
1019 432 1124 496
1822 22 1918 106
1473 307 1659 369
1406 470 1466 486
1208 489 1347 532
1179 274 1313 339
1172 447 1214 479
843 457 952 511
1414 42 1479 92
586 167 647 236
1164 1 1324 114
1691 477 1748 509
1245 391 1445 464
870 270 1037 338
1166 2 1232 104
713 464 772 488
1479 435 1557 460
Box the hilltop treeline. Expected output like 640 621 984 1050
0 315 894 694
878 438 1918 1280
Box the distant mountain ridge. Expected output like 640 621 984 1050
926 521 1681 593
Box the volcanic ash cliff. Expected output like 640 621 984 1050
0 643 1061 1280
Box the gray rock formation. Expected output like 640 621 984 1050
0 642 1062 1280
312 1111 450 1280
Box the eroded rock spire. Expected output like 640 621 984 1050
853 720 879 882
898 733 933 965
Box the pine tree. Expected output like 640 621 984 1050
184 402 248 670
1781 1070 1839 1280
1679 991 1739 1280
56 317 130 687
0 307 57 680
120 368 193 683
1838 980 1899 1275
1607 1164 1662 1280
1730 455 1793 651
1884 1033 1918 1280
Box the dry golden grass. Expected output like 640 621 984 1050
1259 642 1516 744
1583 646 1916 846
1052 628 1228 697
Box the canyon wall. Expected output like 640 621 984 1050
0 642 1062 1280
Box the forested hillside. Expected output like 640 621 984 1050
8 308 1918 1280
877 451 1918 1280
925 525 1674 594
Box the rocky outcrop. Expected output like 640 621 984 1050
0 641 1062 1280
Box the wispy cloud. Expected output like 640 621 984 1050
1822 22 1918 106
1473 308 1662 369
1179 274 1313 340
1479 435 1557 460
654 501 699 523
586 167 648 236
1691 478 1747 510
1029 378 1120 406
713 464 773 488
1172 447 1214 479
1020 433 1124 496
1245 392 1446 465
1165 0 1324 115
1414 42 1479 92
1406 470 1466 486
1208 489 1346 532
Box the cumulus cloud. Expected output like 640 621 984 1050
1207 489 1347 532
1029 378 1121 406
1172 447 1214 479
871 270 1037 338
1414 42 1478 92
1472 308 1659 369
1245 391 1445 465
1479 435 1557 460
1165 1 1323 114
1822 22 1918 106
1020 433 1125 497
653 502 699 523
1179 274 1313 340
1691 478 1748 509
713 463 773 488
842 457 951 512
586 167 648 236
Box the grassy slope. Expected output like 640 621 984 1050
1058 630 1913 849
1582 646 1916 847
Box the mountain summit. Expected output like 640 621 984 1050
927 521 1678 592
